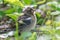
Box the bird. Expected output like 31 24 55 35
0 7 37 38
18 7 37 33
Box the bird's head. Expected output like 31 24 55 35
23 7 35 16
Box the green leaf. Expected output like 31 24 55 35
28 32 37 40
6 14 18 21
56 29 60 35
6 13 23 21
37 0 46 4
4 8 15 14
36 12 41 18
19 32 32 40
23 0 32 5
37 18 44 25
4 0 24 8
56 5 60 11
51 11 60 15
0 11 5 16
18 7 22 13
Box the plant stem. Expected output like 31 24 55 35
15 21 19 40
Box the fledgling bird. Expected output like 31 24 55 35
18 7 37 33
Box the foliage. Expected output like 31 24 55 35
0 0 60 40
